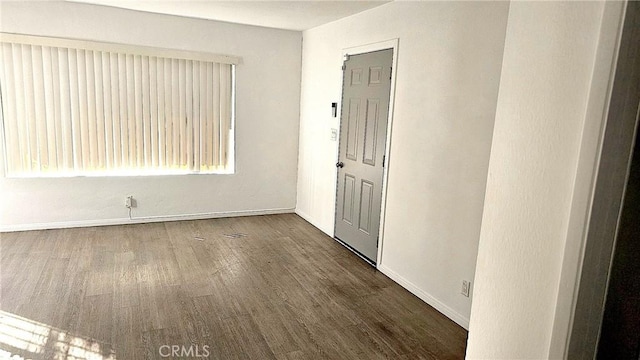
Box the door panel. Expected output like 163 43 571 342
358 180 374 234
335 49 393 263
342 174 356 225
346 99 360 161
363 99 380 166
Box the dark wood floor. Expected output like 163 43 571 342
0 214 467 359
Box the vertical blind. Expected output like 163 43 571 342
0 36 235 176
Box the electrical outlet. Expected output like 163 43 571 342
125 196 133 209
461 280 471 297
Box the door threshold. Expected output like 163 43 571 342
333 236 376 267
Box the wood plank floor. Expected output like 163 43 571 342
0 214 467 359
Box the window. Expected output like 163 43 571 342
0 33 238 177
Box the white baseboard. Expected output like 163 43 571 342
294 209 333 237
0 207 295 232
378 264 470 330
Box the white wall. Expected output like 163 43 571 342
296 2 509 328
466 2 613 358
0 2 302 230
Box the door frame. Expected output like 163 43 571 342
335 38 399 266
565 1 640 357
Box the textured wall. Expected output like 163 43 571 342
467 2 608 358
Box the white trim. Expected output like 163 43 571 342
295 209 333 237
378 264 470 330
339 38 400 267
0 86 6 178
0 207 294 232
554 1 628 357
5 168 235 179
0 32 241 65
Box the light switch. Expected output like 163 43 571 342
330 128 338 141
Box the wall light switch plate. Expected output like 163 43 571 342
330 128 338 141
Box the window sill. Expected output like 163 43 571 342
4 168 235 179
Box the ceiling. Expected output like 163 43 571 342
69 1 391 31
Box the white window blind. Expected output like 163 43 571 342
0 34 236 177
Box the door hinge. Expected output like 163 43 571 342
382 154 386 168
390 66 392 80
376 236 379 248
342 64 346 71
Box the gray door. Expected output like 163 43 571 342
335 49 393 263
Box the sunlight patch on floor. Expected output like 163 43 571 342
0 311 116 360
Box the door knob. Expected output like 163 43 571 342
336 162 344 168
